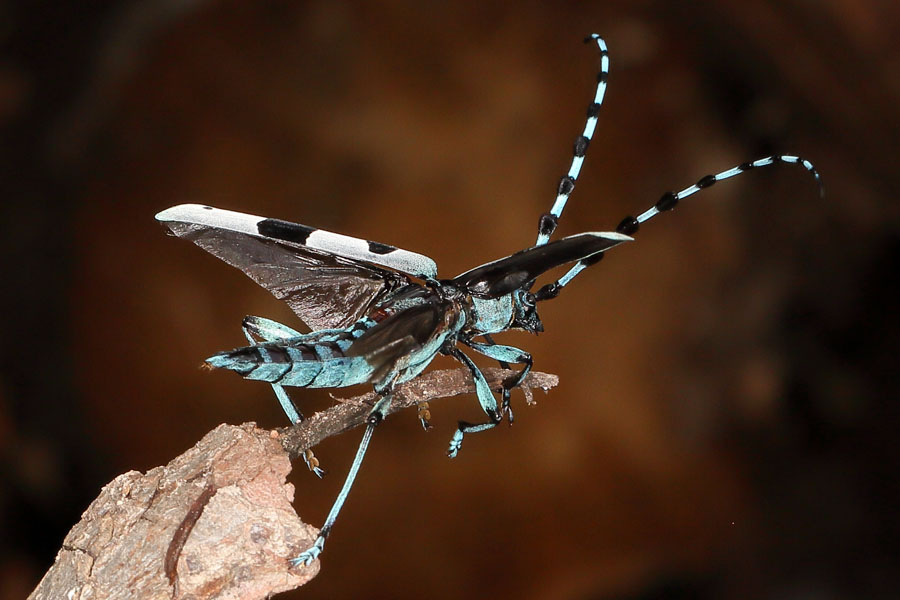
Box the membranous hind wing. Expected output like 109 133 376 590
346 302 447 384
156 204 437 331
453 232 632 298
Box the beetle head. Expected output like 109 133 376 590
512 288 543 333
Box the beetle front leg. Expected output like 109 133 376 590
465 339 532 425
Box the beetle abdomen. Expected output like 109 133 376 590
206 336 372 388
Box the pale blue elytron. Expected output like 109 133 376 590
156 34 822 567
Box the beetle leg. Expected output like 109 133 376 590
466 337 532 425
291 386 394 567
242 318 325 477
446 347 501 458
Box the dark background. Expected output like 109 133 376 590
2 1 897 598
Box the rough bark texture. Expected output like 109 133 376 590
28 369 557 599
28 423 318 600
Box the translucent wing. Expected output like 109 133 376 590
157 206 412 331
347 302 443 360
453 231 632 298
346 302 446 382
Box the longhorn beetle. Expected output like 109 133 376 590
156 34 822 566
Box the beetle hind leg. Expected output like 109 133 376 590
291 388 394 567
242 317 325 478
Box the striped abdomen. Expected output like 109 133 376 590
206 324 376 389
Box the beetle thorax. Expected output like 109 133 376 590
466 293 515 335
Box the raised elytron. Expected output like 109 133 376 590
156 34 821 566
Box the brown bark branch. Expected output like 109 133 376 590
277 367 559 459
28 368 557 599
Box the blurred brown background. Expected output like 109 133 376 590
2 1 898 598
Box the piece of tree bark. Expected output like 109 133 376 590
29 369 557 599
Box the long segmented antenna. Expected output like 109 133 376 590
535 34 610 247
535 154 823 301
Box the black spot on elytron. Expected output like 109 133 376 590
597 71 608 84
558 176 575 195
616 216 639 235
582 251 604 267
202 205 214 210
258 219 316 245
587 102 601 118
656 191 679 212
574 135 590 157
367 240 397 254
773 155 784 163
697 174 717 189
539 213 558 237
739 162 753 171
